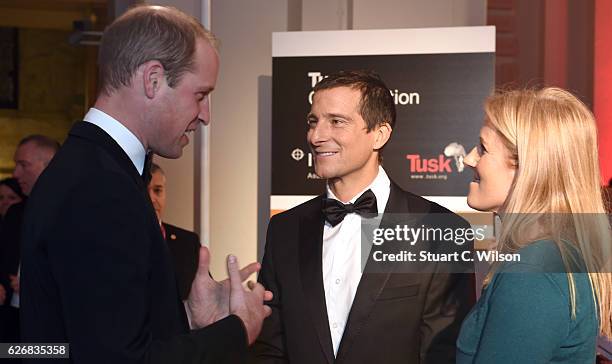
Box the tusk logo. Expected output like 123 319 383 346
406 142 467 180
443 142 466 172
291 148 305 161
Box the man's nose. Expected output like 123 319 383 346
200 99 211 126
13 166 22 179
308 121 330 144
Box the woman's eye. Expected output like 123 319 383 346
477 143 487 155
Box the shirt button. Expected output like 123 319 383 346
332 323 338 328
335 279 341 284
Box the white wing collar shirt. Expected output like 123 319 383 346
322 165 391 356
83 107 147 175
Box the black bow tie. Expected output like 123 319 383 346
322 189 378 227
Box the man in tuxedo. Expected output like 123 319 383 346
249 70 474 363
0 135 59 344
147 162 200 301
20 5 271 363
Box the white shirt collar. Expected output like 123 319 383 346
83 108 147 175
326 166 391 214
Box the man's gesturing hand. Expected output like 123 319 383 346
227 255 273 345
187 246 260 328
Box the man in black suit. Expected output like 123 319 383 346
249 71 474 363
0 135 59 345
20 5 271 364
147 162 200 301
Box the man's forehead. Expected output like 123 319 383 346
311 87 362 111
14 142 38 159
192 38 219 75
314 86 362 102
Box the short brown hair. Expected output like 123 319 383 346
18 134 60 154
313 70 396 131
98 5 216 96
18 134 60 166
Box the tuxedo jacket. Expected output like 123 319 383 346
162 223 200 301
249 182 475 364
20 122 246 364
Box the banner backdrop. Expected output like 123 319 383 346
271 27 495 213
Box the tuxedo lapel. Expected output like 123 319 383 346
336 182 415 361
379 182 414 227
298 196 335 364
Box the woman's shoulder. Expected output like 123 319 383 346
489 239 592 305
497 239 582 275
458 239 598 364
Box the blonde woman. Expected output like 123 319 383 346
456 87 612 363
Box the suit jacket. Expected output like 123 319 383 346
20 122 246 364
0 200 26 305
249 182 475 364
162 223 200 301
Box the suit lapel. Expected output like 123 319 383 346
335 182 414 361
299 196 335 364
69 120 162 252
69 121 146 190
69 122 188 331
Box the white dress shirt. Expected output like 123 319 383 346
323 166 391 356
83 108 146 175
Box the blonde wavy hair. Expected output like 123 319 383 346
484 87 612 339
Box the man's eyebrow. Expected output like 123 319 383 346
323 112 352 121
306 112 353 121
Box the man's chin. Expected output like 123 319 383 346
156 148 183 159
313 168 338 180
20 185 31 196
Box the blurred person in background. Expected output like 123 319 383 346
0 178 26 228
0 178 25 334
147 162 200 301
0 135 58 353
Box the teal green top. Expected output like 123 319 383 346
457 240 598 363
